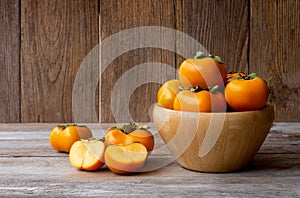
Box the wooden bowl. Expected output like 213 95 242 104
152 104 274 172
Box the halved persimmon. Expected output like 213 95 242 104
104 143 148 175
69 139 105 171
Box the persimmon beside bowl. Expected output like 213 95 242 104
152 103 274 173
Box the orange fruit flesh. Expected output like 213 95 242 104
105 143 148 174
69 140 105 171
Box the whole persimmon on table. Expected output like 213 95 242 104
0 123 299 197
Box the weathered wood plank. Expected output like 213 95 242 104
100 0 176 123
21 0 99 122
175 0 249 73
0 123 299 157
257 123 300 154
0 0 20 123
0 155 299 197
0 134 168 157
250 0 300 121
0 123 299 197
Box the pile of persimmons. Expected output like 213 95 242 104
157 51 269 112
49 51 269 175
49 122 154 174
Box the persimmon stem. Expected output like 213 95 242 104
57 124 87 129
113 122 149 134
178 83 219 94
193 51 224 64
209 55 224 64
194 51 207 59
208 85 219 94
246 73 257 80
178 83 204 92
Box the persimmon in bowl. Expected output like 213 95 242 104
152 103 274 172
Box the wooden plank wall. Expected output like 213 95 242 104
100 0 176 123
0 0 20 123
21 0 99 122
250 0 300 122
0 0 299 123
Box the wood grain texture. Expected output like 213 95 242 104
0 0 299 123
175 0 249 73
100 0 176 123
0 0 20 123
250 0 300 121
21 0 99 122
153 104 275 172
0 123 299 197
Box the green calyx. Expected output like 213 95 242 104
178 83 203 92
246 73 258 80
228 72 258 82
194 51 224 64
57 124 87 129
208 85 219 94
112 122 149 134
179 83 219 94
194 51 207 59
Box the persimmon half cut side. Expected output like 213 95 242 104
69 139 105 171
104 143 148 175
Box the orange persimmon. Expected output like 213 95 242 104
104 122 154 154
173 86 226 112
49 124 93 153
157 79 181 109
178 52 227 88
225 73 269 111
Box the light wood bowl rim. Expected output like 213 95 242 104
154 103 273 115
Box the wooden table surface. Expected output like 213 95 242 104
0 123 299 197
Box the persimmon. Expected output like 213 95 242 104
128 129 154 154
157 79 181 109
225 73 269 111
104 129 132 146
178 51 227 88
104 143 148 174
69 139 105 171
49 124 93 153
104 122 154 154
227 71 247 80
173 85 226 112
